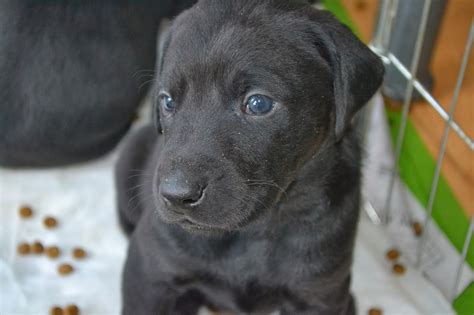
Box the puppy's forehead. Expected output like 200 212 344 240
167 22 284 75
162 1 328 95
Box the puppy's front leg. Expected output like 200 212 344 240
281 276 355 315
122 236 178 315
281 294 355 315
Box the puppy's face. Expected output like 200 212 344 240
152 0 383 233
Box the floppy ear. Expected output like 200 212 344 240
164 0 197 18
309 11 385 140
153 22 174 134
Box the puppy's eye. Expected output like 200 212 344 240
245 94 274 116
159 94 175 112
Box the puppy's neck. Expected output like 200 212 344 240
268 134 362 231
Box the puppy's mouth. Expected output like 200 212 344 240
178 218 222 233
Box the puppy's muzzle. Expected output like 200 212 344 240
159 169 206 212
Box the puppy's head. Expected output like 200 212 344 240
152 0 383 234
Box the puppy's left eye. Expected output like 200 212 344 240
245 94 274 115
159 94 176 112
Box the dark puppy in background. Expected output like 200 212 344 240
116 0 384 314
0 0 195 167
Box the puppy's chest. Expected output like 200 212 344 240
195 232 317 286
215 238 273 280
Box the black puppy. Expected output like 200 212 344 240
0 0 195 167
116 0 384 314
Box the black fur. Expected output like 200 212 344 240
0 0 196 167
115 1 384 314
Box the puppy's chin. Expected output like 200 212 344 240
153 200 229 235
158 210 230 236
177 218 228 236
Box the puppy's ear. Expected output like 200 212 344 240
309 11 384 140
153 21 173 134
164 0 197 18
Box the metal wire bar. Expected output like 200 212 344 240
383 0 433 223
450 214 474 302
371 0 399 57
364 199 382 225
416 21 474 268
386 54 474 151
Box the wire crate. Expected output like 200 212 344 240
366 0 473 310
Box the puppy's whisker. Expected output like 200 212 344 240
127 173 154 180
129 168 146 173
243 180 288 199
127 182 146 192
244 179 282 185
138 74 155 78
243 193 272 213
126 175 155 213
216 187 271 214
127 169 150 175
132 69 155 78
128 174 144 180
127 193 143 213
245 182 287 196
214 187 255 211
138 78 156 92
127 189 155 215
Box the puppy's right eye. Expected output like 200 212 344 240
244 94 274 116
159 94 176 113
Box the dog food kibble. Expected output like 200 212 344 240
44 216 58 229
65 304 80 315
412 221 423 236
72 247 87 260
32 241 44 254
46 246 61 259
19 206 33 218
58 263 74 275
50 306 63 315
17 242 31 255
368 308 383 315
386 248 400 261
393 263 406 275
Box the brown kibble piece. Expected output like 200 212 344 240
44 216 58 229
19 206 33 218
386 248 400 261
412 221 423 237
17 243 31 255
72 248 87 260
45 246 61 259
50 306 63 315
58 263 74 275
65 304 80 315
368 308 383 315
32 241 44 254
393 263 406 275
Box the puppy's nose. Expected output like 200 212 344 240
160 170 204 208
